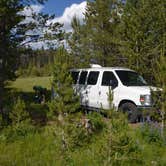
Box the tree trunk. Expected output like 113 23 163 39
161 109 165 139
0 80 4 121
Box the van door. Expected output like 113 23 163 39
78 71 88 106
86 71 100 108
71 70 80 93
98 71 118 109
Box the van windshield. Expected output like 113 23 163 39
115 70 147 86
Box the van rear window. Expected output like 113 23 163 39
79 71 88 84
87 71 99 85
71 71 79 84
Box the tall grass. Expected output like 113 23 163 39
0 115 166 166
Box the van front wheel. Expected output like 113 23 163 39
120 102 138 123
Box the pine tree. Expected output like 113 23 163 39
153 47 166 138
9 97 29 126
119 0 166 83
68 16 90 68
69 0 122 67
51 48 80 116
84 0 122 66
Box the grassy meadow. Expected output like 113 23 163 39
9 76 52 92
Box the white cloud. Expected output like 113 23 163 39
19 5 43 24
52 1 87 32
20 4 43 16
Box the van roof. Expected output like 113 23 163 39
71 67 134 71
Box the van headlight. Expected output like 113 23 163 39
140 95 152 106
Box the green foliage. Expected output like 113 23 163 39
68 0 122 67
87 112 106 133
153 53 166 111
50 47 80 115
85 0 122 66
63 122 91 150
0 123 38 142
0 128 63 166
29 103 48 125
17 49 58 77
152 50 166 137
0 111 166 165
140 124 163 145
105 113 143 165
17 61 54 77
120 0 166 82
9 97 29 126
68 17 90 68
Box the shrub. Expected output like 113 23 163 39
87 112 106 133
28 103 48 125
9 97 29 126
51 48 80 116
0 122 39 142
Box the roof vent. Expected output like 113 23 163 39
90 64 102 68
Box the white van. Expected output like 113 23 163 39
70 65 154 122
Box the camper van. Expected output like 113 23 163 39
70 65 154 122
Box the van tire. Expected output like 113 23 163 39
120 102 138 123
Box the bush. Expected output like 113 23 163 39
9 97 29 126
51 48 80 115
64 123 90 150
29 103 48 125
0 122 39 142
87 112 106 133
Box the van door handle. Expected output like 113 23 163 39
99 91 101 95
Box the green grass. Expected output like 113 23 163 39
9 76 52 92
0 121 166 166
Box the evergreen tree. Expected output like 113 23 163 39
51 48 80 115
68 16 90 68
0 0 64 112
9 97 29 126
153 51 166 137
69 0 122 67
120 0 166 83
84 0 122 66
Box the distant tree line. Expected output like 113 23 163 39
18 49 57 76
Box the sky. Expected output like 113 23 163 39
42 0 86 16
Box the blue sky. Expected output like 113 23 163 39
42 0 85 16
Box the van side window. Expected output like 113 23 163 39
79 71 88 84
71 71 79 84
87 71 99 85
102 71 118 88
